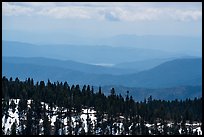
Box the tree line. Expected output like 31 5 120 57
2 76 202 135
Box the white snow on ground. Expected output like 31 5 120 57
2 99 20 135
167 123 173 127
193 127 202 135
62 108 67 113
179 128 182 134
158 124 163 133
52 106 58 112
40 119 43 124
63 117 68 126
145 123 153 127
27 99 32 108
80 108 97 133
2 99 203 135
50 115 58 126
41 102 49 110
115 122 123 135
186 122 201 126
193 123 201 126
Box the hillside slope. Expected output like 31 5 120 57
2 58 202 89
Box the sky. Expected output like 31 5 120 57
2 2 202 44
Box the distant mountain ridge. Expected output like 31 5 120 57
100 85 202 101
100 34 202 57
114 55 198 71
2 56 137 75
119 58 202 88
2 57 202 88
3 32 202 57
2 40 190 64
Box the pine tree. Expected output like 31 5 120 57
54 117 61 135
10 99 16 113
25 107 33 135
1 76 203 135
86 110 93 135
43 115 51 135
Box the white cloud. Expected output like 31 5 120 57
171 9 202 21
38 7 91 19
119 8 162 22
2 2 202 22
2 2 34 16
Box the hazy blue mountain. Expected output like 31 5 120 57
114 58 174 71
119 58 202 88
3 40 188 64
114 56 198 71
2 56 137 75
100 85 202 101
2 57 202 88
100 35 202 57
2 61 90 84
3 32 202 58
2 29 100 45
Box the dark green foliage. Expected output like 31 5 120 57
10 99 16 113
1 76 202 135
11 120 17 135
43 115 51 135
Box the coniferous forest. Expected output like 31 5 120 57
2 76 202 135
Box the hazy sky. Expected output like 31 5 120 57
2 2 202 43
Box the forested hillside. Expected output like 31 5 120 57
2 76 202 135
